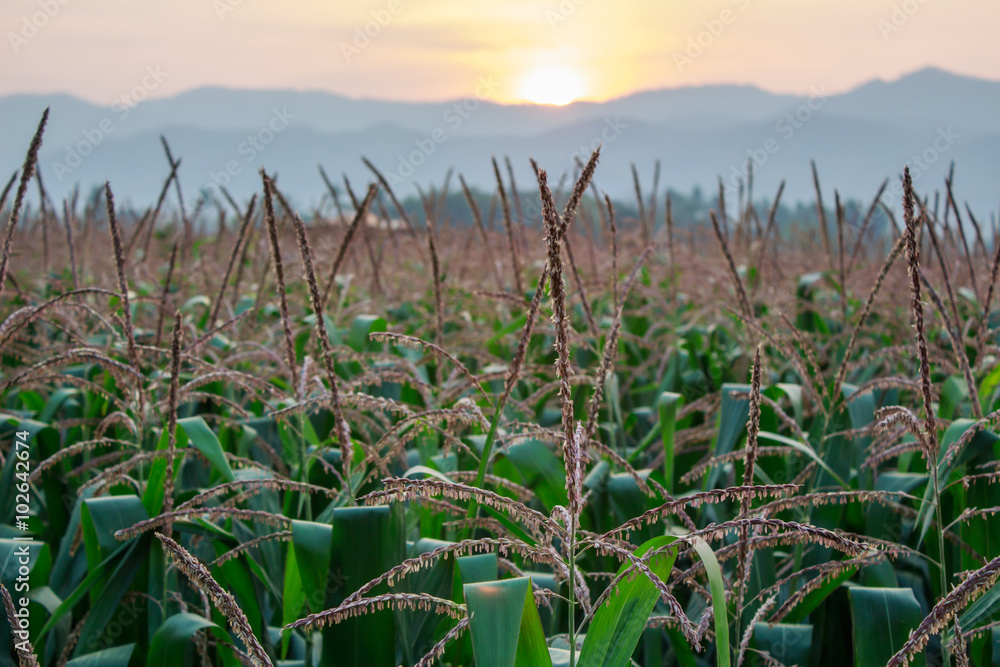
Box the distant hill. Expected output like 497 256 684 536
2 67 997 218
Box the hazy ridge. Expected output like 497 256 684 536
2 67 997 216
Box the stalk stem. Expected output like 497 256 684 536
568 516 576 667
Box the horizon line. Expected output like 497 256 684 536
2 64 994 109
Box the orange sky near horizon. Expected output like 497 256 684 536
1 0 998 106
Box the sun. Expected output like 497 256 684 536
517 65 587 106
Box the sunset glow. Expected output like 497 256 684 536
516 65 587 106
0 1 997 104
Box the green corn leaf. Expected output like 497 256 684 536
707 383 751 490
757 431 849 489
464 576 553 667
147 613 223 667
916 420 998 547
72 536 149 659
940 375 969 421
33 539 134 646
494 438 568 513
0 418 59 523
448 551 499 666
657 392 683 493
692 539 730 667
606 473 655 543
177 417 237 483
0 538 50 591
456 553 498 587
142 427 175 517
848 586 925 667
66 643 139 667
782 564 857 625
752 623 812 666
282 546 306 657
351 314 387 352
321 504 404 667
579 535 678 667
81 496 147 558
80 495 148 605
961 572 1000 630
666 627 699 667
290 520 333 610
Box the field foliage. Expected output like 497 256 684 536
1 111 1000 666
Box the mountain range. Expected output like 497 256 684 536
2 67 998 219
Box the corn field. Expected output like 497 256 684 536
2 109 1000 667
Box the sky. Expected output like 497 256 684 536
1 0 998 106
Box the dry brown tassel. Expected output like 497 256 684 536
156 533 274 667
1 583 39 667
162 311 182 536
537 168 574 450
159 137 192 266
945 176 980 303
424 205 445 348
710 209 753 320
717 177 730 241
753 180 785 294
493 156 524 296
342 175 384 298
846 178 889 271
811 160 834 271
141 159 180 260
320 182 378 309
289 211 352 476
831 233 906 405
835 191 848 326
105 183 144 417
905 169 939 452
459 174 504 292
230 200 261 305
735 346 763 624
154 241 179 349
62 199 79 290
261 172 300 395
631 163 650 248
0 109 48 297
361 156 428 264
208 194 257 328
